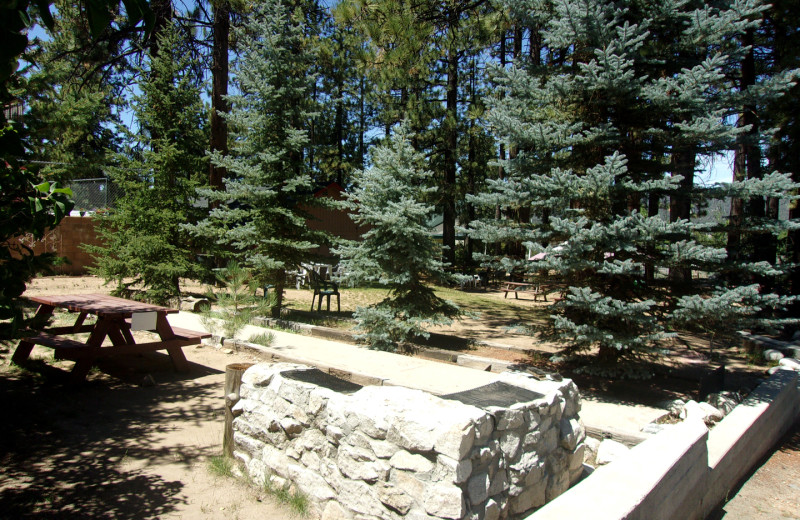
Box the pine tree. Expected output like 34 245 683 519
335 124 459 352
186 0 327 318
21 0 121 183
87 23 208 304
469 0 799 377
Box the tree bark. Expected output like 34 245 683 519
209 0 230 191
727 28 758 268
442 40 458 267
669 147 695 283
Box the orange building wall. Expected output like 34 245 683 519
9 183 365 273
8 216 103 275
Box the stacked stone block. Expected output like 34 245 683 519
233 363 585 520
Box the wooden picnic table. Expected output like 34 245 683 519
12 294 210 383
500 280 554 301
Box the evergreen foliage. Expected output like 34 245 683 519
469 0 799 376
21 0 123 183
201 261 271 340
335 124 459 352
87 23 208 304
185 0 327 318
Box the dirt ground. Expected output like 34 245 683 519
0 338 298 519
711 419 800 519
3 275 798 519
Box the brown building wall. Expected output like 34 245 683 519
9 216 103 275
9 183 365 274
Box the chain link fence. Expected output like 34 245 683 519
68 178 123 212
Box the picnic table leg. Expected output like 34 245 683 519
107 319 130 345
72 312 89 333
12 303 55 365
156 314 190 372
69 318 110 383
11 339 35 365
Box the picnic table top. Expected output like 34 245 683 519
27 293 178 319
503 281 534 287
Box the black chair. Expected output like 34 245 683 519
309 269 340 312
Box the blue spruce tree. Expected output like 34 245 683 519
469 0 798 377
335 124 459 352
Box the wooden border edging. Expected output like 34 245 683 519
527 368 800 520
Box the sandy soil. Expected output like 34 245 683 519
0 338 303 519
1 277 302 519
711 419 800 519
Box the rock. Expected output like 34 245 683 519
140 374 156 387
423 484 466 520
558 417 585 451
369 438 400 459
494 409 524 430
280 417 303 437
337 445 388 482
498 431 522 461
682 400 723 424
322 501 352 520
583 437 600 466
693 401 724 424
287 463 336 501
545 471 569 502
680 400 705 421
488 468 508 496
180 297 210 312
508 477 546 514
337 479 386 517
268 474 287 490
222 348 234 354
484 498 501 520
768 365 782 375
376 482 413 515
568 444 586 472
436 454 472 484
707 392 740 416
764 349 785 361
467 472 490 505
389 451 434 473
657 399 686 416
595 439 629 466
779 357 800 371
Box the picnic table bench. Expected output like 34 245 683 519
12 294 210 383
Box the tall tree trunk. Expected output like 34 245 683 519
359 76 366 169
645 193 659 282
495 31 507 256
669 147 695 282
727 29 763 270
442 41 458 267
148 0 173 60
209 0 230 191
335 72 345 185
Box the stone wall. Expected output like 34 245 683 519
232 363 585 520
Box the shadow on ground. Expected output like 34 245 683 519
0 353 222 519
